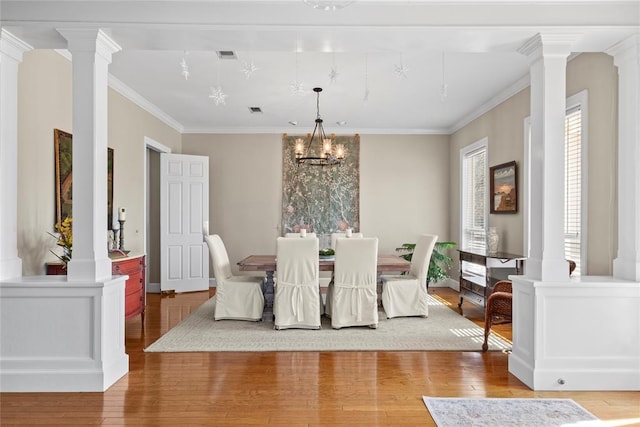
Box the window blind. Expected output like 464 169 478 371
565 105 582 275
463 147 487 252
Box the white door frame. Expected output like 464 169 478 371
144 136 171 294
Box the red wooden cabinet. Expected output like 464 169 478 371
47 254 146 322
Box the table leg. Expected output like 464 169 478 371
262 270 275 322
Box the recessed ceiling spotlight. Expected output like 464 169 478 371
288 121 298 126
336 121 347 126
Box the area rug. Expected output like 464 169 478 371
423 397 603 427
145 295 511 352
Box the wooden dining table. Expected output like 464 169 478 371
237 254 411 321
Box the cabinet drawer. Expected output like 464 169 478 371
113 257 143 275
461 289 485 307
459 251 486 265
125 290 143 317
125 272 142 294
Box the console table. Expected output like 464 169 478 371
458 249 525 309
46 254 146 322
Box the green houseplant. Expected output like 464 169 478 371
396 241 456 287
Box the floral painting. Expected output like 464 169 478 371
282 134 360 235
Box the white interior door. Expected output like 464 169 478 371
160 153 209 293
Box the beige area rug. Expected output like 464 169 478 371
145 295 511 352
423 397 603 427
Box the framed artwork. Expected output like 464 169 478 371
490 160 517 214
54 129 114 229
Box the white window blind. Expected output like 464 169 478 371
565 105 582 275
462 146 487 252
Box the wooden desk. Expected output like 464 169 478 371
238 254 411 321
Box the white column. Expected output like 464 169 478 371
518 33 575 282
0 30 32 280
608 35 640 282
57 29 121 282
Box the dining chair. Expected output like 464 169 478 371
285 232 317 238
274 236 322 330
330 232 364 249
381 233 438 319
326 237 379 329
204 234 265 321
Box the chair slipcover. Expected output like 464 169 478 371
330 232 364 249
274 236 321 330
381 233 438 319
326 238 379 329
204 234 265 321
285 232 317 238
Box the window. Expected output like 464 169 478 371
461 139 488 252
564 95 586 275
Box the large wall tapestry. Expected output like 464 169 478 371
282 134 360 235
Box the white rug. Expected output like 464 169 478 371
423 397 603 427
145 295 511 352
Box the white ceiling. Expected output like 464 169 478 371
2 0 638 134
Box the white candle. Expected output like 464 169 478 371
346 228 352 237
118 207 126 221
300 228 307 237
112 219 120 230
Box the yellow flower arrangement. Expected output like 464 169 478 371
49 217 73 265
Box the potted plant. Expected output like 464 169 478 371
48 217 73 268
396 241 456 288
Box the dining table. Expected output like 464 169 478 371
237 254 411 321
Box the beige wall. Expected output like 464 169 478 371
17 49 181 275
449 52 618 276
566 53 618 275
449 87 530 256
182 133 451 275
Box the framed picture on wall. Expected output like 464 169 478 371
490 160 517 214
54 129 114 229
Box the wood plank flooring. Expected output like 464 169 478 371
2 287 639 426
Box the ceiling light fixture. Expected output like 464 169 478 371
394 52 409 79
294 87 345 167
180 51 190 80
303 1 355 11
363 53 370 102
240 52 259 79
328 53 339 83
209 56 227 106
440 52 449 102
290 48 305 95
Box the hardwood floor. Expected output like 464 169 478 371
2 287 639 426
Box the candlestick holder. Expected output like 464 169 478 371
118 219 125 250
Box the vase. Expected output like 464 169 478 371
487 227 499 253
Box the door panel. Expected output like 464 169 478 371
160 153 209 293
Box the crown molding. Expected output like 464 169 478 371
448 74 530 134
54 49 184 134
448 52 583 134
182 126 448 135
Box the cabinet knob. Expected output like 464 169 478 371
114 265 120 272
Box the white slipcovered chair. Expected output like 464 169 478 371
330 232 364 249
285 232 317 238
326 237 379 329
204 234 265 321
381 233 438 319
274 236 322 330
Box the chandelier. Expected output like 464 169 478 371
294 87 345 167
